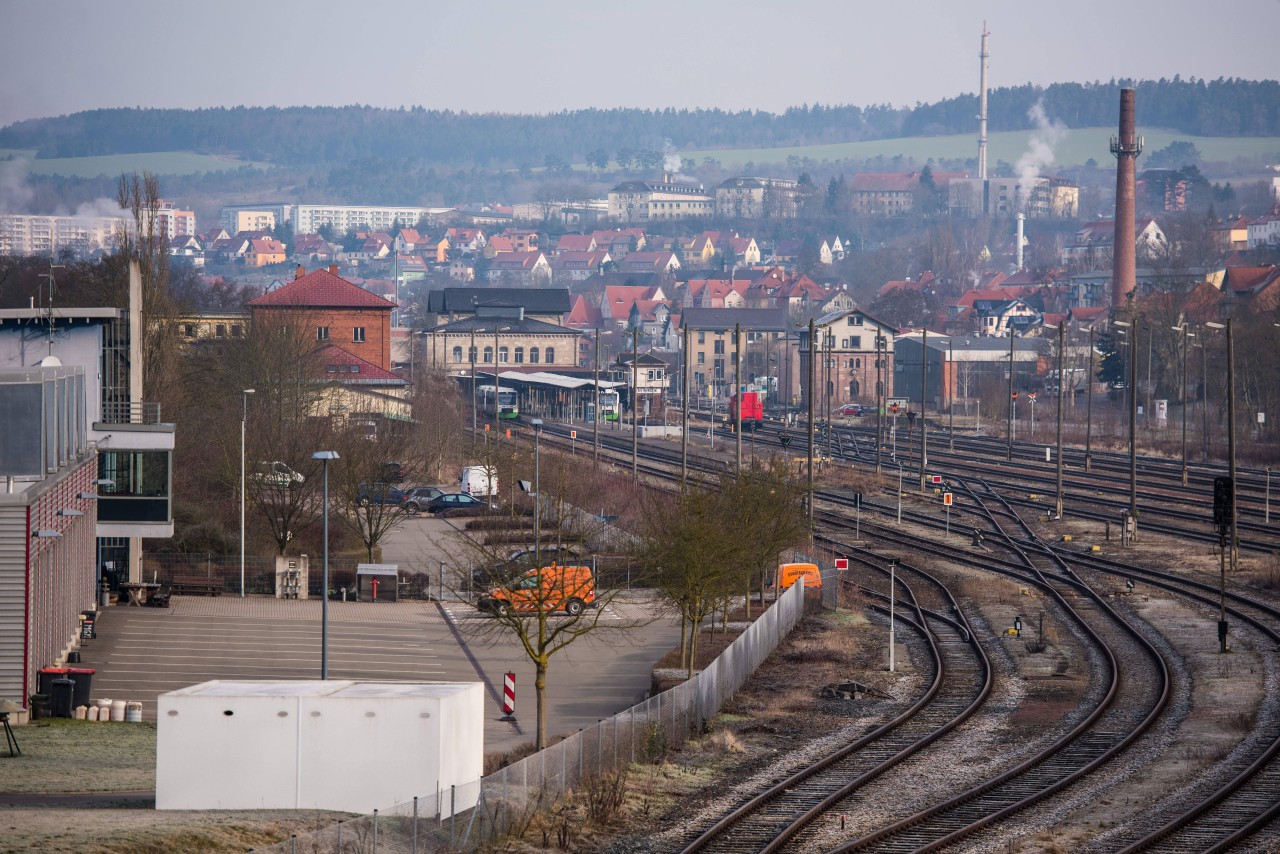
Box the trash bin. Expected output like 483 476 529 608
50 678 75 718
38 667 69 697
66 668 95 709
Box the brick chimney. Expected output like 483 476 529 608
295 264 305 280
328 264 339 275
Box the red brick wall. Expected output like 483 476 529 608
253 307 393 370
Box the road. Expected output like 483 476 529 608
78 515 680 756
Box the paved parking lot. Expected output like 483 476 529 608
79 511 679 755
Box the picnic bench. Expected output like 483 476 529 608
170 575 224 596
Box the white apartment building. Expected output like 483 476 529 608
608 175 714 222
220 203 447 235
148 200 196 238
0 214 125 257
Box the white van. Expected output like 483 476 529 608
461 465 498 497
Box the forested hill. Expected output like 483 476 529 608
2 77 1275 169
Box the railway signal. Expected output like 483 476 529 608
835 558 849 571
1213 476 1233 532
943 491 953 536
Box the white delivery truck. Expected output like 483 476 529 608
460 465 498 497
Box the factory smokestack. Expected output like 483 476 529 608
1109 88 1143 308
977 22 990 181
1016 212 1025 271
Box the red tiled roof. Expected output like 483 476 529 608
1222 265 1280 295
246 268 396 309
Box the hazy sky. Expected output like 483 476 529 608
1 0 1276 128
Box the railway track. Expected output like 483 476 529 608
511 420 1280 850
673 559 989 854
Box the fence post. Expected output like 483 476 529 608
578 728 584 782
450 785 456 844
372 809 378 853
412 795 419 854
598 720 603 777
290 833 296 854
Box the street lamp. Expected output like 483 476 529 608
529 418 544 568
919 327 928 490
240 389 255 598
1085 326 1097 472
311 450 340 679
1049 323 1065 519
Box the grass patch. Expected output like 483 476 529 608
0 719 157 793
0 149 268 178
682 127 1280 170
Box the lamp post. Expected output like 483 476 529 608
311 450 339 679
529 418 543 568
681 325 690 485
493 326 501 431
240 389 255 598
593 329 601 465
1201 332 1210 461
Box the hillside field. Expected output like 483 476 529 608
0 149 266 178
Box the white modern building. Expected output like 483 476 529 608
0 214 125 257
220 203 451 235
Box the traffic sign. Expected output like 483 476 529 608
885 397 908 410
835 558 849 571
931 474 942 484
943 493 953 506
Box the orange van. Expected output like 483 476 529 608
477 564 596 616
778 562 822 590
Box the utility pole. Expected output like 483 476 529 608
1129 320 1139 531
1007 328 1015 461
734 322 742 476
631 326 639 481
1177 323 1189 485
807 318 815 522
948 337 954 452
1055 322 1065 519
469 327 478 433
875 333 884 475
1086 326 1095 472
593 329 600 465
919 327 928 490
681 324 690 485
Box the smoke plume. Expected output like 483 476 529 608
0 156 34 215
1015 100 1066 209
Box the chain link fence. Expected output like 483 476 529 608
250 581 807 853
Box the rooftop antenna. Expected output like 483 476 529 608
977 21 990 182
38 264 65 358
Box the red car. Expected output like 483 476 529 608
836 403 870 417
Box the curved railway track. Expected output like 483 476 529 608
674 560 989 854
510 420 1279 850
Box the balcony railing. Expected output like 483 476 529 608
100 401 162 425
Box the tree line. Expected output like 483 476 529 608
2 78 1275 170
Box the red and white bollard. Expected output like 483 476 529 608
500 672 516 720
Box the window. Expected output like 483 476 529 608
713 339 725 355
544 347 555 363
647 370 655 381
514 347 524 364
317 326 330 341
452 346 463 363
698 331 705 344
326 364 337 373
855 358 862 369
353 327 366 343
851 336 861 349
499 346 509 364
215 324 226 338
483 346 493 363
697 352 705 365
468 345 478 362
530 347 540 364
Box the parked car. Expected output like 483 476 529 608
471 544 584 588
400 486 446 515
252 461 305 489
355 482 408 507
835 403 870 417
476 564 596 617
460 465 499 497
425 492 498 517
